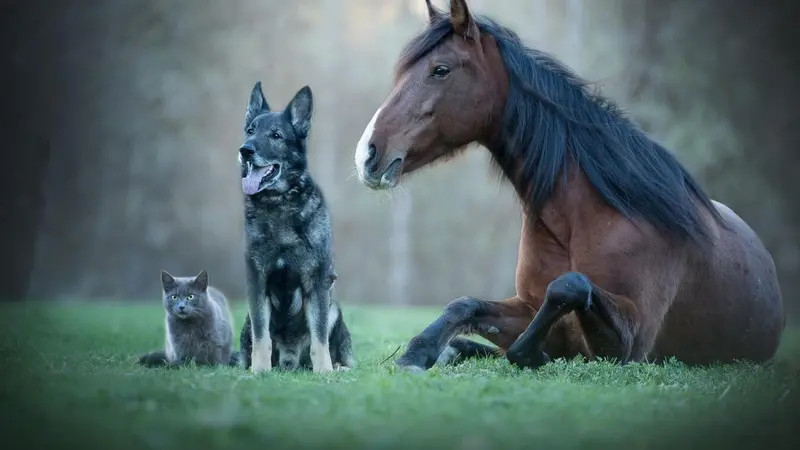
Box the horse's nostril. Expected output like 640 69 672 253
365 144 378 171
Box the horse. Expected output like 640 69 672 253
352 0 785 372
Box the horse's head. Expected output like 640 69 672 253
354 0 507 190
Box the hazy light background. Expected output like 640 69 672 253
9 0 798 318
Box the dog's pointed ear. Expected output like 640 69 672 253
425 0 445 24
285 85 313 139
192 270 209 291
161 270 176 289
245 81 270 131
450 0 478 41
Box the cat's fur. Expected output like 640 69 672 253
138 270 238 368
237 82 355 373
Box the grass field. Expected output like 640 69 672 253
1 301 798 450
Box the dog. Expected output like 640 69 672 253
237 81 355 373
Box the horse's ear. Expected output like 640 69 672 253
285 85 313 139
245 81 270 130
425 0 444 23
449 0 478 41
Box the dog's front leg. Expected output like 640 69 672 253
246 258 272 374
304 284 334 373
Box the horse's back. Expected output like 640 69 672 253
655 200 784 364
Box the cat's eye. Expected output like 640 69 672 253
171 295 178 300
187 294 194 300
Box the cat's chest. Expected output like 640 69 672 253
169 320 215 346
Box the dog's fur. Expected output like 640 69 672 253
237 82 355 373
138 270 238 368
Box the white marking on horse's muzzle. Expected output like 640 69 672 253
354 105 384 183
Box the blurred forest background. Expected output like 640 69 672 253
3 0 798 319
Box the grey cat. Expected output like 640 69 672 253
138 270 238 368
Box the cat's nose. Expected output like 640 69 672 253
177 303 186 313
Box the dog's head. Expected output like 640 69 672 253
239 82 314 197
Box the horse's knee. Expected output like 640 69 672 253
547 272 593 310
443 296 481 319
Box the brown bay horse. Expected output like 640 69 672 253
353 0 785 372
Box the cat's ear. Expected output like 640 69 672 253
160 270 176 289
245 81 270 131
192 270 209 291
285 85 313 139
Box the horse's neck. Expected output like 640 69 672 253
520 164 614 250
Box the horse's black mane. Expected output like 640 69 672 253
398 15 724 245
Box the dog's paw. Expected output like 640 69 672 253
333 363 351 372
250 360 273 374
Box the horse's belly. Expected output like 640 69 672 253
652 200 784 364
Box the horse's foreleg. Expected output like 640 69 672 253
395 296 534 372
506 271 640 369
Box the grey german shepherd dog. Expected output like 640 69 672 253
237 82 355 373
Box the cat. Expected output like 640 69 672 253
138 270 238 368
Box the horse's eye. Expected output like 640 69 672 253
431 65 451 78
246 128 255 135
270 131 282 139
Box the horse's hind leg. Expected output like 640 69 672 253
506 271 640 370
395 296 533 372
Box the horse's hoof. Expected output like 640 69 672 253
506 350 550 370
396 364 426 374
395 339 438 370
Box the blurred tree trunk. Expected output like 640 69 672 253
390 195 413 306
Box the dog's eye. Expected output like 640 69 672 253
270 131 282 139
187 294 194 300
246 128 255 135
431 65 451 78
171 295 177 300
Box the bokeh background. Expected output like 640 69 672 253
3 0 798 320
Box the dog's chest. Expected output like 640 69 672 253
247 215 317 259
264 260 305 316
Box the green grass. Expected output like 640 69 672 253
1 302 798 450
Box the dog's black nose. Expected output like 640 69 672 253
239 144 255 158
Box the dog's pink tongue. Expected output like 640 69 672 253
242 166 271 195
